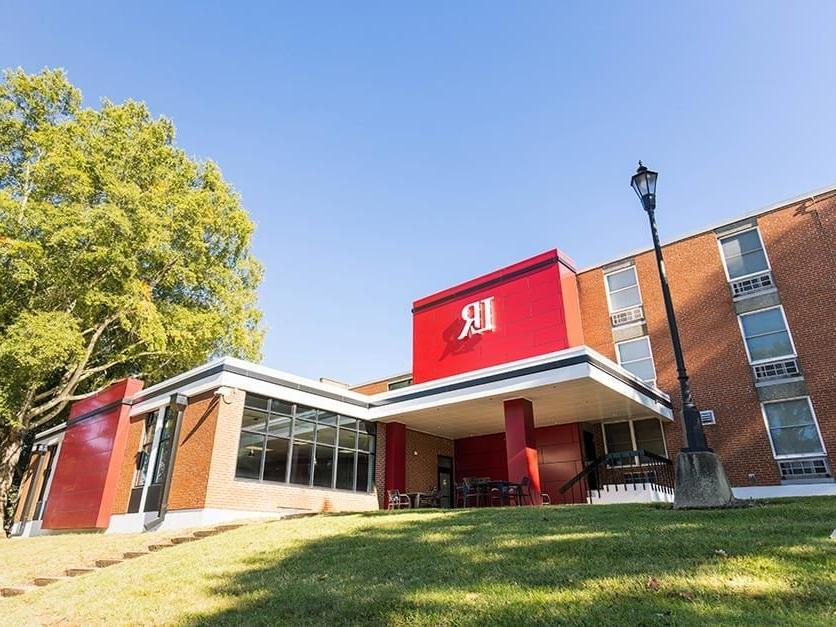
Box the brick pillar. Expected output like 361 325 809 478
504 398 542 505
384 422 406 507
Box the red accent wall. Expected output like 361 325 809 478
412 249 583 384
453 422 585 505
41 378 143 530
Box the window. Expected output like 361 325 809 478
603 418 667 466
134 413 157 487
719 228 769 280
134 408 175 487
235 393 376 492
739 307 795 364
761 398 825 459
604 266 642 313
699 410 716 425
388 377 413 391
615 336 656 385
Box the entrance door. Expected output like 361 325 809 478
437 455 453 508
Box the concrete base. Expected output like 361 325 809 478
674 451 735 509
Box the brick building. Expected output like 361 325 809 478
12 185 835 536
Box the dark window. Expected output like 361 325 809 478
235 393 376 492
387 377 413 390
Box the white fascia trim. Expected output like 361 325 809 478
587 365 674 421
577 182 836 274
33 421 67 442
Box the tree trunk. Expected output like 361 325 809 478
1 428 25 535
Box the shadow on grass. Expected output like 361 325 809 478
186 499 835 626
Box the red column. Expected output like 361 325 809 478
504 398 542 505
384 422 406 508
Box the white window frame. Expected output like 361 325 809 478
615 335 657 387
717 226 772 282
759 396 827 461
602 418 669 461
737 305 797 365
603 265 643 314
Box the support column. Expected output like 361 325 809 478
504 398 542 505
384 422 406 507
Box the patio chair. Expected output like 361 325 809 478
461 478 481 507
419 487 441 508
387 490 411 510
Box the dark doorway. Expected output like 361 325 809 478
437 455 453 508
582 429 599 491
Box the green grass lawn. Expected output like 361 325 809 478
2 497 834 625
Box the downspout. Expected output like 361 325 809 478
144 393 188 531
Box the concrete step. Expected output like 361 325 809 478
123 551 150 559
94 559 123 568
33 576 70 586
148 543 173 552
65 568 96 577
192 529 221 538
170 536 196 545
213 524 243 532
1 585 38 597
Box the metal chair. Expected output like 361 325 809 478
387 490 411 510
461 478 481 507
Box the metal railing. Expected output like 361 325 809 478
559 449 675 504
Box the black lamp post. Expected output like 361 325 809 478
630 162 710 453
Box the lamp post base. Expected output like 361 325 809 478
673 451 735 509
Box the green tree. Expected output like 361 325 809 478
0 68 263 526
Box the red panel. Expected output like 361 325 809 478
454 433 508 482
384 422 406 507
42 378 143 530
536 423 585 505
412 249 582 383
504 399 542 504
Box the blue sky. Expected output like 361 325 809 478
7 2 836 383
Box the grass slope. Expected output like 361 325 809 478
2 497 834 626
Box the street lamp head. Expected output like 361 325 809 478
631 161 658 212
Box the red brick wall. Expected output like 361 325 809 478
405 429 454 493
167 391 220 511
577 193 836 487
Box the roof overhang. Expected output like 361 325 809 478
367 347 672 439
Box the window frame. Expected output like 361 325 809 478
234 394 375 493
602 418 669 464
717 226 772 283
614 335 657 387
759 396 827 461
603 265 643 315
736 305 797 365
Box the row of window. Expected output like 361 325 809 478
234 393 376 492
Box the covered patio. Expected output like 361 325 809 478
369 346 674 508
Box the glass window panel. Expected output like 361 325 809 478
235 432 264 480
244 394 270 412
339 416 358 429
289 441 313 485
295 405 318 422
338 427 357 449
764 399 817 429
356 453 370 492
604 422 633 453
746 332 793 361
617 338 651 363
242 408 268 432
267 415 292 438
318 411 338 426
271 399 293 416
609 286 641 311
769 426 824 456
622 359 656 383
153 438 172 483
316 424 337 446
721 230 762 258
336 449 356 490
741 309 786 337
160 408 175 439
263 436 290 483
605 267 637 292
725 250 768 279
362 422 376 436
313 444 335 488
357 432 372 452
633 419 666 457
293 419 317 442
